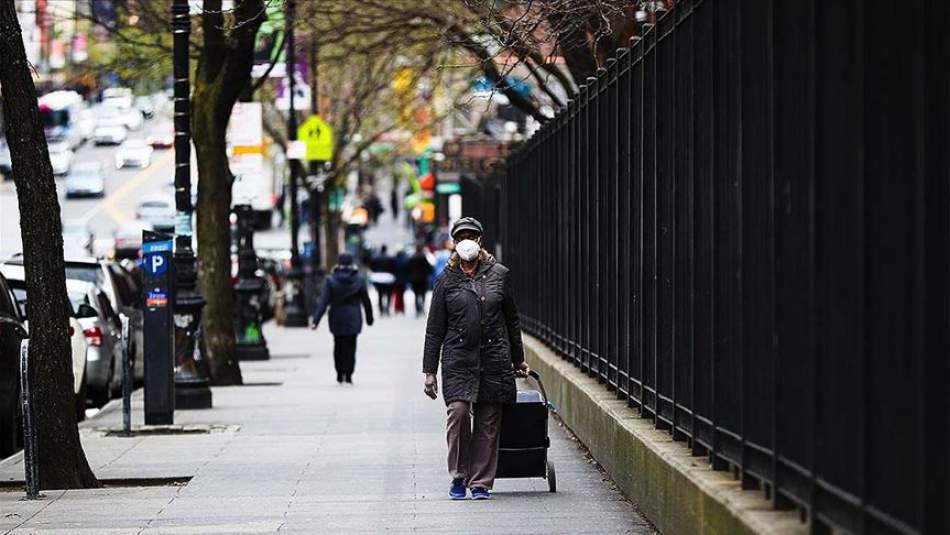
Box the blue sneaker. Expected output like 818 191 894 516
449 478 467 500
471 487 491 500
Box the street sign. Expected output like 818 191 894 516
297 115 334 162
142 231 175 425
436 182 460 194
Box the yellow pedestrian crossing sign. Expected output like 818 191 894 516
298 115 334 162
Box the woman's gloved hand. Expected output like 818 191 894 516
424 373 438 399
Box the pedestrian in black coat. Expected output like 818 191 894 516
311 253 374 384
368 245 396 315
406 244 433 316
422 217 529 499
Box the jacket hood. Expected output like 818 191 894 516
330 265 363 299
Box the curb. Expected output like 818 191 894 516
523 335 806 535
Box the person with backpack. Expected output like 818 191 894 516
311 253 374 385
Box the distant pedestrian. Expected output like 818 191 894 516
407 244 433 316
311 253 374 385
390 187 399 222
368 245 396 315
393 249 409 315
422 217 529 500
431 240 452 287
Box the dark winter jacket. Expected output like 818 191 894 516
394 251 409 287
368 254 396 286
312 266 374 336
407 252 433 286
422 251 525 405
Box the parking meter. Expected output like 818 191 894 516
142 230 175 425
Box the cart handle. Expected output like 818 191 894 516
522 369 552 409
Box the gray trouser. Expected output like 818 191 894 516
446 401 503 489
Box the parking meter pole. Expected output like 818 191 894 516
19 340 39 499
171 0 212 408
143 231 176 425
234 205 270 360
282 0 308 327
120 315 132 435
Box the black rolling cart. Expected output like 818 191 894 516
496 370 557 492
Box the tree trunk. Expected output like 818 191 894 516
192 0 265 385
0 0 98 490
193 98 241 385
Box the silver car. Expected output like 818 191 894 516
65 162 106 198
135 194 176 232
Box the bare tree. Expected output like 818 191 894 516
192 0 266 385
0 0 98 489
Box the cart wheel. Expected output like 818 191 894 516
546 460 557 493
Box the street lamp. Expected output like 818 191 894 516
282 0 308 327
171 0 212 408
233 204 269 360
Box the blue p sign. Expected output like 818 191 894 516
150 254 166 275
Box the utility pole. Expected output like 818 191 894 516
171 0 212 408
282 0 308 327
307 37 323 283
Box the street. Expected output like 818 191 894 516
0 116 174 258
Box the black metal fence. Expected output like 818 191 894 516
492 1 949 533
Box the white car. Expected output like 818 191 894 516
115 139 153 169
135 194 175 232
76 108 97 142
47 140 74 176
93 122 128 145
120 109 144 131
93 107 129 145
0 264 89 420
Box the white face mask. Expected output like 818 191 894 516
455 239 480 262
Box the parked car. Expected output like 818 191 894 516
0 272 27 458
65 278 123 407
114 220 152 260
47 140 74 176
135 194 175 232
0 264 90 421
146 123 174 149
65 162 106 199
115 138 153 169
63 259 144 391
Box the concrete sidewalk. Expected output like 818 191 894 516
0 314 654 534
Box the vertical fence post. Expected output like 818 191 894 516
121 314 132 435
19 339 39 499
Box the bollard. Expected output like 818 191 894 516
18 339 39 499
120 315 132 435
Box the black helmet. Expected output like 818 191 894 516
451 217 483 239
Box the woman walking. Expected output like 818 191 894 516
311 253 374 384
422 217 529 500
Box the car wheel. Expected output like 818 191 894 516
75 368 88 422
